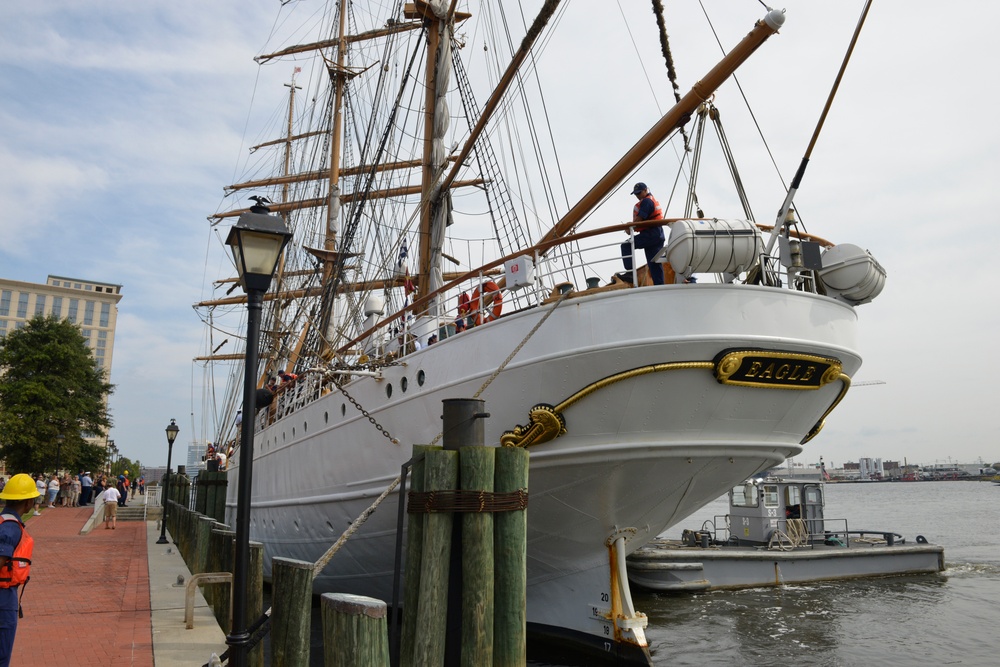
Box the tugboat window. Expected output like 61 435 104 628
731 483 758 508
805 487 823 505
763 485 779 508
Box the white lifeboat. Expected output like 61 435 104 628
817 243 886 305
659 218 762 279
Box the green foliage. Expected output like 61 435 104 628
73 442 110 475
111 456 141 478
0 316 113 473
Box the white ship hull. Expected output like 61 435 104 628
226 283 860 662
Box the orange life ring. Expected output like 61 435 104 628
471 281 503 325
457 292 471 316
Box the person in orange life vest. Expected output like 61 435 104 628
0 473 42 665
619 182 665 285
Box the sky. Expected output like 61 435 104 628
1 0 997 470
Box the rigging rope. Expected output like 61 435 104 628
312 287 572 579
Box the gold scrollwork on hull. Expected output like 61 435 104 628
500 361 712 448
500 352 851 449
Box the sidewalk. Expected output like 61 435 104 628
12 504 227 665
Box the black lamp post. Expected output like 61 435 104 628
108 440 116 476
55 434 65 474
157 419 180 545
224 200 291 666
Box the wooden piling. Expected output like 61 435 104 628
271 557 315 667
322 593 390 667
208 527 236 631
400 444 437 667
494 446 529 667
195 472 208 515
194 517 217 575
461 446 495 667
411 448 458 667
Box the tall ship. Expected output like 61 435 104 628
196 1 885 663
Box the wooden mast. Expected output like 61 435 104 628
416 10 441 304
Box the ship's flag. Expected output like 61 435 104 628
294 67 302 74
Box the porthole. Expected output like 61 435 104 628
292 427 296 437
303 421 308 433
324 411 329 424
417 370 426 386
386 383 393 399
293 520 300 532
341 403 346 416
401 377 408 392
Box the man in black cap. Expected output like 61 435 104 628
618 182 665 285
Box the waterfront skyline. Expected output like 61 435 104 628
1 1 996 468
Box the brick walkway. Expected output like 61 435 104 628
13 505 154 666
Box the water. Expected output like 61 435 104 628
627 481 1000 666
279 481 999 665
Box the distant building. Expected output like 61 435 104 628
0 275 122 373
0 274 122 458
858 457 884 481
186 439 210 474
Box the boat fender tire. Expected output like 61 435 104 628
471 280 503 325
916 535 928 544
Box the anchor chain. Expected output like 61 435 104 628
338 382 399 445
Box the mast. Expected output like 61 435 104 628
416 3 445 304
263 71 301 379
536 9 786 248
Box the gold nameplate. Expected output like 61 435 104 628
714 349 843 390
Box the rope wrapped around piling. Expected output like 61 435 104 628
407 488 528 513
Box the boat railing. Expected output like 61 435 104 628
335 220 825 364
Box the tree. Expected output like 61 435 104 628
0 316 113 473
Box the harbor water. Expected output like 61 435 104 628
286 481 997 666
609 480 999 666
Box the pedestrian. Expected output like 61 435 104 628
80 471 93 506
101 483 121 530
116 476 127 507
33 477 44 517
0 473 42 665
617 182 666 285
70 475 81 507
45 475 59 509
138 477 145 496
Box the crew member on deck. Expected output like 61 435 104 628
618 182 665 285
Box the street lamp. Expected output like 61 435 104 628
55 434 65 474
108 440 116 475
225 200 291 666
157 419 180 545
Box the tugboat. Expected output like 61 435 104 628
627 478 945 592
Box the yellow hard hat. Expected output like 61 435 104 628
0 473 42 501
